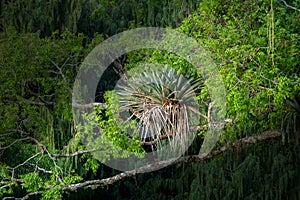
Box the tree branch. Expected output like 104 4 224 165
3 191 43 200
23 137 64 182
0 137 32 151
64 130 282 191
72 102 107 109
281 0 300 12
10 153 41 180
50 58 69 83
23 99 56 106
65 170 137 191
52 149 100 158
29 163 53 174
49 58 73 93
4 129 30 137
2 130 282 199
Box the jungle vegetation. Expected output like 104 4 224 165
0 0 300 199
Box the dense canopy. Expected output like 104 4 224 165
0 0 299 199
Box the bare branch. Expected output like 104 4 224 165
50 58 72 93
52 149 100 158
16 95 55 106
29 163 53 174
6 129 30 136
10 153 41 180
198 112 209 120
50 58 69 83
23 99 56 106
3 191 42 200
197 130 281 159
0 132 99 158
25 137 64 181
64 130 282 191
207 101 214 124
27 137 47 149
282 0 300 12
0 137 32 151
65 170 138 191
1 129 30 138
72 102 107 109
2 130 282 198
0 132 46 152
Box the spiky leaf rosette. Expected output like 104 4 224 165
115 65 200 152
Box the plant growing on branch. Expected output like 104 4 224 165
115 65 201 152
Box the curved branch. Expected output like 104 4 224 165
10 153 41 180
2 131 282 199
52 149 100 158
3 191 42 200
0 137 32 151
281 0 300 12
64 130 282 191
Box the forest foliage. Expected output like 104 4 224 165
0 0 300 199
